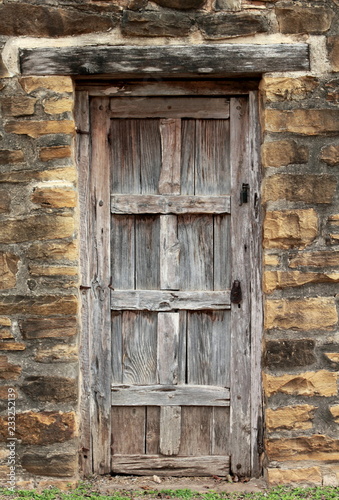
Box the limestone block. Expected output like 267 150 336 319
320 145 339 166
0 150 24 165
264 271 339 293
0 189 10 214
0 295 78 316
197 12 268 39
122 10 193 37
43 98 73 115
266 405 316 431
0 355 21 380
264 254 280 267
0 253 19 290
263 175 336 204
265 339 315 369
267 467 322 486
266 435 339 461
215 0 241 11
265 297 338 331
0 215 74 243
0 411 76 445
325 353 339 364
5 120 75 138
276 6 334 34
329 405 339 422
35 344 77 363
0 342 25 351
264 370 338 397
1 97 36 117
31 186 77 208
261 76 318 102
263 209 318 249
288 250 339 268
265 109 339 135
39 145 72 161
0 317 12 339
262 140 308 168
19 317 76 339
22 454 77 477
29 265 78 277
0 167 76 184
27 241 77 262
328 36 339 73
20 76 73 94
22 376 77 402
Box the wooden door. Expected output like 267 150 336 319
80 90 262 478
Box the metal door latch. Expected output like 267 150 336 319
240 183 249 205
231 280 242 304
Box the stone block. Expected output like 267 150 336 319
264 271 339 293
22 376 77 402
35 344 77 363
288 250 339 268
0 253 19 290
0 4 117 37
39 146 72 161
325 353 339 364
5 120 75 138
266 435 339 461
264 254 280 267
0 355 21 380
265 297 338 331
265 339 316 369
43 98 73 115
276 5 334 34
20 76 73 94
0 342 25 351
31 186 77 208
1 97 36 117
0 150 24 165
267 467 322 486
122 10 193 37
0 215 74 243
0 317 12 339
0 189 10 214
27 241 77 262
0 166 76 184
266 405 316 431
0 411 76 444
22 453 77 477
263 174 336 204
261 76 318 102
29 265 78 277
320 145 339 166
197 12 268 39
153 0 205 8
263 209 318 249
262 140 308 168
0 295 77 316
265 109 339 135
329 405 339 423
264 370 338 397
215 0 241 11
0 52 9 78
19 317 77 339
327 36 339 72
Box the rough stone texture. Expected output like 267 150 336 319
264 370 338 397
262 140 308 168
267 467 322 486
266 405 316 431
266 435 339 461
0 253 19 290
122 10 193 37
329 405 339 422
324 78 339 104
261 77 318 102
20 76 73 94
0 342 26 351
0 52 9 78
153 0 205 8
0 411 76 444
0 189 11 214
1 96 36 117
0 215 74 243
0 150 24 165
264 254 280 267
29 265 78 277
328 36 339 73
0 318 12 340
0 167 76 184
27 241 77 262
31 187 77 208
325 353 339 363
35 344 77 363
20 317 77 339
265 297 338 331
39 145 72 161
0 4 118 37
320 145 339 166
197 12 268 39
215 0 241 11
43 98 73 115
263 210 318 249
263 175 336 204
5 120 75 138
265 109 339 135
0 295 77 316
288 250 339 268
265 339 316 369
276 6 334 34
22 454 77 477
264 271 339 293
22 376 77 402
0 355 22 380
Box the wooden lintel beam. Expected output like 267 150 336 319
20 44 309 76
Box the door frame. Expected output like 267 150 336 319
75 79 263 478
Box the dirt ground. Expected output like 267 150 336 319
90 474 267 495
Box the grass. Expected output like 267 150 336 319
1 484 339 500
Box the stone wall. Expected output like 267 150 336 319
0 0 339 489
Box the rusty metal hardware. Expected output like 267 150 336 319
231 280 242 304
240 183 249 205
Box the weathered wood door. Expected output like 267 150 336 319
79 88 262 478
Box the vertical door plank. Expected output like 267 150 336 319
230 97 252 477
111 311 122 384
111 119 140 194
122 311 158 385
146 406 160 454
178 215 213 290
195 120 230 195
179 407 211 456
212 407 230 456
160 215 180 290
136 215 160 290
111 215 135 290
159 118 181 195
157 312 180 385
178 311 187 385
111 407 146 454
140 119 162 194
160 406 182 456
187 311 230 387
89 96 112 474
180 119 195 195
214 215 231 291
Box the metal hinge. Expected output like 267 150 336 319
240 183 249 205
